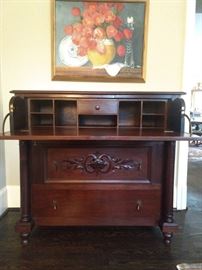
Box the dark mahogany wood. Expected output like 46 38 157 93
1 90 200 245
161 141 178 244
15 141 34 245
31 185 161 226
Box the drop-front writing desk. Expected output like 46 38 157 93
0 91 193 245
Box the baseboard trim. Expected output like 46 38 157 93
0 208 20 219
0 208 9 219
0 186 7 216
7 185 20 208
8 207 20 211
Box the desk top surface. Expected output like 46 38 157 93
0 127 195 141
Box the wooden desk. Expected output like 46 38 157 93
0 91 194 245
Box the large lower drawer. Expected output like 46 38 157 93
31 185 161 226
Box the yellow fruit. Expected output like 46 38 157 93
87 39 116 66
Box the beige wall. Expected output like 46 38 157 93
0 0 6 190
0 89 6 190
1 0 186 190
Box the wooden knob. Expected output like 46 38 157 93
95 105 100 110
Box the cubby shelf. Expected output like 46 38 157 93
19 98 172 132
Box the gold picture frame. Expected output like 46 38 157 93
51 0 149 82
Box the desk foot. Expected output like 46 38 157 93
21 233 30 245
161 222 178 245
15 220 34 245
163 232 173 245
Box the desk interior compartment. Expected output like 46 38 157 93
55 100 77 127
119 101 141 127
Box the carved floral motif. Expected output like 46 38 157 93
53 152 142 175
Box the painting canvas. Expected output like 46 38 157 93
51 0 148 82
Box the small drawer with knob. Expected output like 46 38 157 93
77 100 118 115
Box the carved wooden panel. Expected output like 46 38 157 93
46 147 152 183
29 142 164 184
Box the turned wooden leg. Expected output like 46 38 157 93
162 221 177 245
15 141 34 245
15 220 34 245
161 141 178 244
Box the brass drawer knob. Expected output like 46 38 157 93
95 105 100 110
136 200 142 211
52 200 57 210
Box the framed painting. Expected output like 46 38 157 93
51 0 149 82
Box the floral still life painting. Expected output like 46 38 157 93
51 0 148 82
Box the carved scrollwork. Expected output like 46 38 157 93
53 152 142 175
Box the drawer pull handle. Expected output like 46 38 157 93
52 200 57 210
136 200 142 211
95 105 100 110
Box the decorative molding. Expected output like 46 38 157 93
0 186 7 216
53 152 142 175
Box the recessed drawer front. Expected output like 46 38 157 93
30 142 163 184
77 100 118 115
32 186 161 226
46 147 151 183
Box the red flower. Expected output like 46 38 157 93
71 7 81 16
82 26 93 38
85 3 97 13
79 37 89 49
114 3 124 12
64 25 73 35
99 3 112 13
123 28 133 40
93 27 106 40
72 32 82 45
113 16 123 28
104 10 116 23
117 45 126 57
114 31 124 42
106 25 118 39
63 2 132 59
73 23 83 33
82 16 94 27
87 38 97 50
93 13 105 26
77 46 88 56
